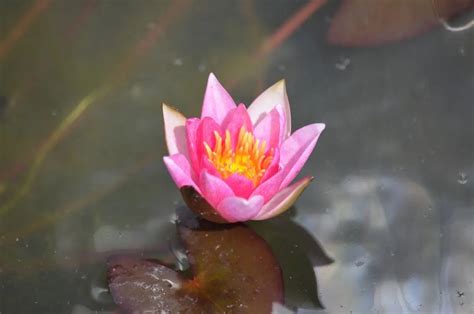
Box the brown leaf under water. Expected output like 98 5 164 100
107 220 283 313
328 0 473 46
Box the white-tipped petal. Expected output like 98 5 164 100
162 103 188 158
253 176 313 220
248 79 291 139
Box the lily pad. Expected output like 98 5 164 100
107 218 283 313
107 256 198 312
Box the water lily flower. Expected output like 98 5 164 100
163 73 325 223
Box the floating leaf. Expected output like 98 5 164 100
107 218 283 313
107 256 198 312
328 0 473 46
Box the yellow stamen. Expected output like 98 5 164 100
204 126 273 186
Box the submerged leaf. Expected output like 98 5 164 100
107 218 283 313
328 0 473 46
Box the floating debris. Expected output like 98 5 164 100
457 172 468 185
335 57 351 70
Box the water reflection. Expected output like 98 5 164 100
249 209 333 310
297 175 473 313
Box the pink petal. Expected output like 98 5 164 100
199 170 234 209
224 173 255 199
275 104 287 144
186 117 222 174
185 118 201 173
260 148 280 184
162 104 188 158
253 177 313 221
200 154 220 177
251 170 284 203
253 107 281 152
196 117 222 169
201 73 236 124
248 80 291 139
217 195 264 223
197 117 223 147
280 123 325 188
163 154 199 192
221 104 253 148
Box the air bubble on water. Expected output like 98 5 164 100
169 213 178 223
355 260 365 267
441 18 474 32
173 58 183 66
130 84 143 98
91 285 109 302
457 172 468 185
198 64 206 72
171 243 188 271
278 64 286 71
162 279 180 289
390 251 395 257
335 57 350 71
15 237 19 242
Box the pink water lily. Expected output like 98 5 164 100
163 73 325 223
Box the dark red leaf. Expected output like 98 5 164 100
107 220 283 313
107 256 202 313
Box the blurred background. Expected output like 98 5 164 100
0 0 473 313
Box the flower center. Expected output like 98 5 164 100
204 127 273 186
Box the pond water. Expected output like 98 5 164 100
0 0 473 313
